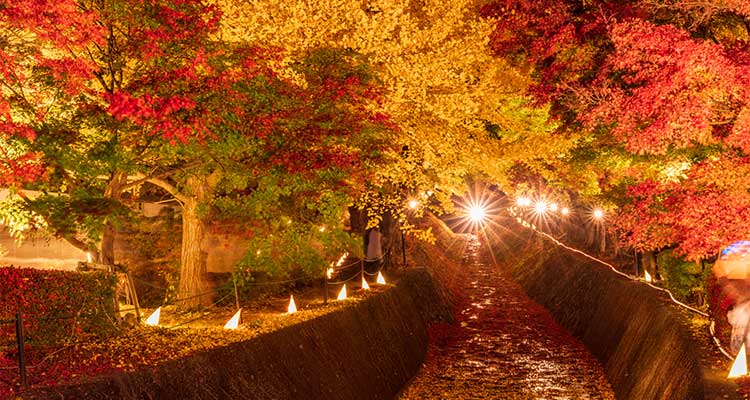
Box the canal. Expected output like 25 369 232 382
399 235 614 399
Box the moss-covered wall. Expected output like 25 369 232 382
509 243 730 400
24 268 452 400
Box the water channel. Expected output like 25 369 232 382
399 236 614 399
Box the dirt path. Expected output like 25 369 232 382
399 236 614 399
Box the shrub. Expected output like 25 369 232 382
0 266 117 345
657 249 708 305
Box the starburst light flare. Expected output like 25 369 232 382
516 196 532 207
468 204 487 223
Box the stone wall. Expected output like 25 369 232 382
23 268 452 400
509 241 735 400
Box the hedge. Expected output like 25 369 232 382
0 266 117 345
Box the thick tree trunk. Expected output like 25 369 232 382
177 177 212 309
100 171 127 267
100 225 116 265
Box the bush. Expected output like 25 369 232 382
657 249 708 306
0 266 117 345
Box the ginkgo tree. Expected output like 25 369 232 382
219 0 570 232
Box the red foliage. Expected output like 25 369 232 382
484 1 750 258
0 266 117 345
612 155 750 260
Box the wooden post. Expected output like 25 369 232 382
233 278 240 311
15 311 27 389
125 271 141 323
401 230 407 267
324 271 329 304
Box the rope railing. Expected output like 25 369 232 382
507 206 732 360
0 249 394 392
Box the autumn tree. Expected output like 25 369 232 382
219 0 569 235
1 0 395 307
0 0 226 265
114 47 394 307
482 0 750 260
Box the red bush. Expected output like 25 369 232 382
0 266 117 345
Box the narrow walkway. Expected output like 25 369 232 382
399 236 614 399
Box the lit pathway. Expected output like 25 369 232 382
399 236 614 399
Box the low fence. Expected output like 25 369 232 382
22 268 453 400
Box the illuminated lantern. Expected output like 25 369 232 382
714 241 750 280
287 295 297 314
728 343 748 378
337 285 347 300
644 270 653 283
224 309 242 329
376 271 386 285
361 277 370 290
145 307 161 326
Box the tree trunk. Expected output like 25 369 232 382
177 177 212 309
100 223 116 266
100 171 127 267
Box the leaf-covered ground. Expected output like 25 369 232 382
0 282 383 398
399 237 614 399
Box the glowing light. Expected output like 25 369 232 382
326 267 334 279
361 277 370 290
644 270 653 283
336 252 349 267
145 307 161 326
534 201 547 214
549 203 558 212
516 197 532 207
287 295 297 314
561 207 570 216
319 226 326 232
86 252 93 263
593 209 604 219
337 285 347 300
376 271 386 285
408 199 419 209
224 309 242 329
468 204 487 223
729 343 748 378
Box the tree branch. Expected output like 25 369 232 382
131 173 189 204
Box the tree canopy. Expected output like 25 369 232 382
482 0 750 260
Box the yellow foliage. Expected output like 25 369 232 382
217 0 575 233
